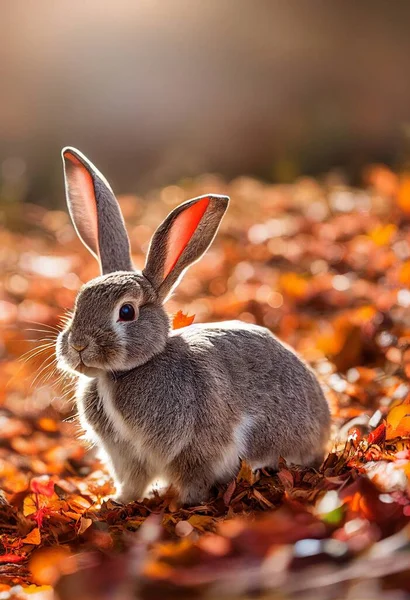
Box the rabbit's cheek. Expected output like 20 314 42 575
56 332 76 371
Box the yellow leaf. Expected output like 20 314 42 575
386 403 410 439
22 584 52 595
172 310 195 329
23 495 37 517
22 528 41 545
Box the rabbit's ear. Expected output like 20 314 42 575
143 194 229 300
62 147 133 274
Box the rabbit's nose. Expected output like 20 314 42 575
69 334 89 353
71 342 88 352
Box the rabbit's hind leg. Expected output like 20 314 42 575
283 449 325 470
169 449 239 505
248 453 279 473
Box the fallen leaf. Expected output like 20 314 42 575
22 527 41 545
0 554 25 564
30 477 55 498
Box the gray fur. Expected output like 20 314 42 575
56 147 331 505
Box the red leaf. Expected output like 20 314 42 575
30 477 55 498
0 554 25 564
367 423 386 446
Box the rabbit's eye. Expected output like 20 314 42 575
118 303 136 322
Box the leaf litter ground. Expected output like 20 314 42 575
1 167 410 599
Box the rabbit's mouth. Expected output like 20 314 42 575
56 333 103 375
58 352 107 377
57 342 129 377
75 359 102 377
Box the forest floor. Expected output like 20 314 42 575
1 166 410 599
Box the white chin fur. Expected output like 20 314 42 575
57 352 129 376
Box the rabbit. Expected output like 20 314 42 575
56 147 331 505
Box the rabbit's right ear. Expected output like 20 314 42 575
143 194 229 301
62 147 133 274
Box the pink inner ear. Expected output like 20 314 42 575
64 151 100 257
163 197 210 278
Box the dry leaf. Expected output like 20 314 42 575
22 527 41 545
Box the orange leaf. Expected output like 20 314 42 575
366 164 398 196
22 528 41 545
397 173 410 213
279 273 309 299
369 224 397 246
386 404 410 439
172 310 195 329
399 261 410 285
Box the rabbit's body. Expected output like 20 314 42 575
75 320 330 503
57 147 331 505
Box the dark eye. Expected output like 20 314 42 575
118 303 136 322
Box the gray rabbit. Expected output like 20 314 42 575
56 147 331 504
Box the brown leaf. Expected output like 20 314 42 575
187 515 216 532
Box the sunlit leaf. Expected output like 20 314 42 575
387 403 410 439
172 310 195 329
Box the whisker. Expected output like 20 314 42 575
31 355 58 388
25 320 61 333
25 327 58 334
40 362 59 386
58 310 74 328
7 343 56 388
31 357 56 385
25 336 56 343
19 343 55 363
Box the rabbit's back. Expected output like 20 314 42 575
173 321 330 466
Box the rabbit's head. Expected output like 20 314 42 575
56 147 228 376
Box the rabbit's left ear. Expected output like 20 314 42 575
62 147 133 274
143 195 229 301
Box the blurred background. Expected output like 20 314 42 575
2 0 410 207
3 3 410 596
